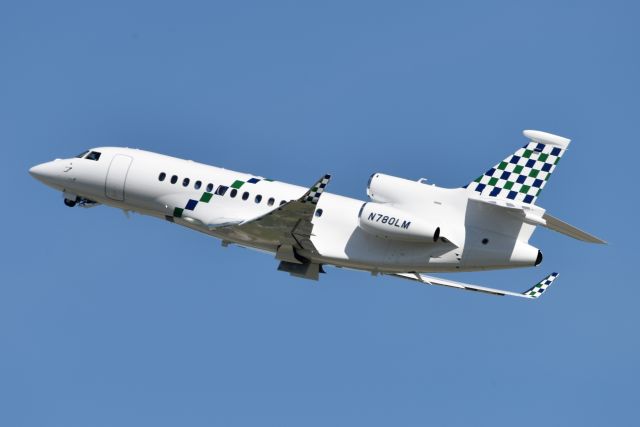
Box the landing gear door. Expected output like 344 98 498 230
105 154 133 201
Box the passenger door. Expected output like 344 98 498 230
105 154 133 201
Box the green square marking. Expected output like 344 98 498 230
538 153 548 162
523 149 533 158
520 185 531 194
497 161 508 170
504 181 514 190
513 165 523 174
488 177 498 186
231 180 245 189
200 192 213 203
173 207 184 218
529 169 539 178
555 157 561 165
264 178 274 182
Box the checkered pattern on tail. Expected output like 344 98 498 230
303 174 331 204
524 273 559 299
465 141 566 205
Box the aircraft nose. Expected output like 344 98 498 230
29 161 59 183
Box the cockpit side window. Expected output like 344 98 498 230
86 151 102 161
75 150 89 158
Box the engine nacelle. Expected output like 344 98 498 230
358 202 441 242
367 173 427 204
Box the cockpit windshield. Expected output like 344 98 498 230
86 151 101 161
75 150 102 161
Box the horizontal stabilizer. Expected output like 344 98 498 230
542 213 606 244
390 272 559 299
468 196 605 244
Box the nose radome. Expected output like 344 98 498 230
29 163 45 178
29 161 58 183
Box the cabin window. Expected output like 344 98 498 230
194 180 202 190
315 209 323 217
75 150 89 158
158 172 166 182
206 183 214 192
183 177 190 187
230 189 238 198
86 151 101 161
171 175 178 184
215 185 228 196
267 197 275 206
255 195 262 204
242 192 249 201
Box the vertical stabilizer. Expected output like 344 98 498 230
464 130 570 205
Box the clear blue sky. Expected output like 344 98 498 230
2 1 638 425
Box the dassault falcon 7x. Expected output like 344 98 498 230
29 130 604 299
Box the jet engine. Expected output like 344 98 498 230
358 202 441 242
367 173 428 204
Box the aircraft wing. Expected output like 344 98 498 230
389 272 559 299
220 174 332 256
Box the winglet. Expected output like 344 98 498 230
302 174 331 204
522 272 559 299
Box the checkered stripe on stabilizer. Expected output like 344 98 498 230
524 273 559 299
465 142 565 205
303 174 331 204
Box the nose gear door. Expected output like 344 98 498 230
105 154 133 201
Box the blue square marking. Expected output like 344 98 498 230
533 179 544 188
526 159 536 168
523 194 534 204
517 175 527 184
476 183 486 192
507 191 518 199
535 143 545 152
551 147 561 156
247 178 261 184
500 171 511 180
486 168 496 176
185 199 198 211
510 155 521 164
542 163 552 172
490 187 501 197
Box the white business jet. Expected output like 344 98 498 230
29 130 604 299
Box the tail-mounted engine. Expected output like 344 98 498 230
367 172 429 204
358 202 441 242
359 173 445 243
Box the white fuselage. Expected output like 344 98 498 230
29 147 543 274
